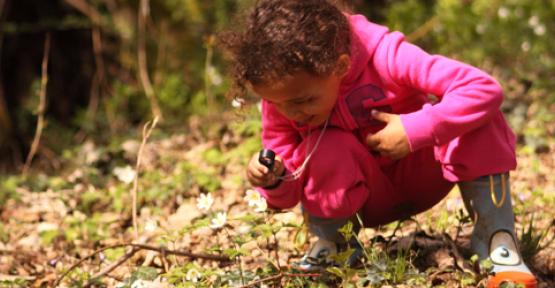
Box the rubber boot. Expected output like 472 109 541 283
295 212 363 272
459 173 537 288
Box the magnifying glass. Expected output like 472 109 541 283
258 149 275 171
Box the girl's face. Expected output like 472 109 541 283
252 56 350 127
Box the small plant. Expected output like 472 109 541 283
519 213 555 260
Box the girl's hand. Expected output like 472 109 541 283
366 110 411 159
246 152 285 188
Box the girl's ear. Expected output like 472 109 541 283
334 54 351 78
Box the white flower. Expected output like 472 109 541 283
497 6 509 19
521 41 531 52
210 212 227 229
445 198 463 212
534 24 546 36
196 193 214 211
245 189 268 213
207 66 222 86
37 222 58 233
475 23 486 34
186 268 201 283
113 165 136 184
528 15 539 27
131 280 147 288
144 219 157 232
231 98 245 108
245 189 262 206
253 198 268 213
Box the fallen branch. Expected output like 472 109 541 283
84 247 139 288
22 33 50 175
53 243 231 287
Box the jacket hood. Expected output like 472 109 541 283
341 15 389 88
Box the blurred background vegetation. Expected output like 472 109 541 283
0 0 553 174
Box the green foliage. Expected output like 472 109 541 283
384 1 555 137
177 161 221 193
0 278 31 288
520 214 555 260
0 176 21 207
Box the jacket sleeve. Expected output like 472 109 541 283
373 32 504 152
256 100 303 209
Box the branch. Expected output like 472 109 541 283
132 117 158 239
53 243 231 287
84 247 139 288
63 0 103 26
239 273 321 288
406 16 439 43
22 33 50 175
137 0 162 120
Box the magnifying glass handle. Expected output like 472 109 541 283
258 149 275 171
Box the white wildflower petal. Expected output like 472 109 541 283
131 280 147 288
497 6 509 19
534 25 545 36
37 222 58 233
196 193 214 211
231 98 245 108
528 15 539 27
113 165 136 184
245 189 262 207
210 212 227 229
521 41 531 52
144 219 157 232
186 268 201 283
254 198 267 213
475 23 486 34
208 66 223 86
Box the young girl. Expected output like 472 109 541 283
222 0 536 286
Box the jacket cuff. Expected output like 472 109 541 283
400 105 436 151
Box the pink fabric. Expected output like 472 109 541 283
257 14 516 222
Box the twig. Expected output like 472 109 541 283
137 0 162 120
22 33 50 175
406 16 439 42
204 35 215 108
53 243 231 287
442 233 473 274
132 117 159 239
239 273 283 288
84 247 139 288
0 0 10 138
63 0 103 26
87 28 104 124
239 273 321 288
271 226 282 270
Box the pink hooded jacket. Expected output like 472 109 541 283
257 15 517 211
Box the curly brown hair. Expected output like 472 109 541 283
219 0 351 100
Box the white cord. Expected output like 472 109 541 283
276 118 329 181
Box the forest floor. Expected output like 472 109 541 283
0 112 554 287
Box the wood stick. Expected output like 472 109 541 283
53 243 231 287
137 0 162 120
22 33 50 175
84 247 139 288
131 117 158 239
239 272 321 288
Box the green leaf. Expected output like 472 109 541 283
294 227 308 249
326 266 344 278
